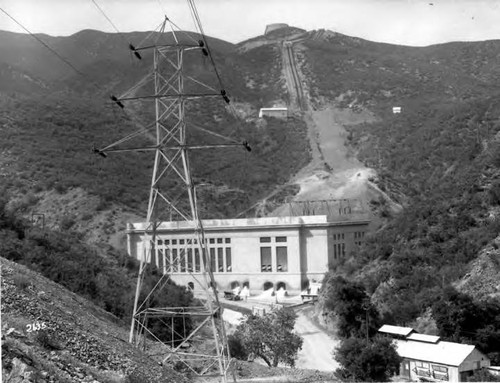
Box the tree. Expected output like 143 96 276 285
234 308 303 367
322 274 380 338
466 368 499 382
432 286 479 342
334 336 401 382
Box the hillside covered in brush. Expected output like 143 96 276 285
290 30 500 361
0 29 310 220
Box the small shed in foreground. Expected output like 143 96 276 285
379 325 490 382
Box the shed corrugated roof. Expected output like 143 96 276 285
395 339 475 366
378 324 414 337
407 333 440 344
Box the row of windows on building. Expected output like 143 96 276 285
332 231 365 241
354 231 365 246
153 236 291 274
414 362 449 380
332 243 345 259
154 238 232 273
158 237 231 246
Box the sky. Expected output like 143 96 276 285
1 0 500 46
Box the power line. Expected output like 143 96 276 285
0 6 85 77
186 0 226 95
156 0 167 16
90 0 122 36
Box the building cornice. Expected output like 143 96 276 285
126 219 370 235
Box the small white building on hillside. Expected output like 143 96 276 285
379 325 490 382
259 107 288 119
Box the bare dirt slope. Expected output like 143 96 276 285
270 40 401 221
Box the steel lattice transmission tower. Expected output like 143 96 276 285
95 17 247 382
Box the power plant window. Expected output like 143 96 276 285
187 249 193 272
276 247 288 272
180 249 186 272
226 248 232 272
225 238 231 244
194 248 200 272
276 236 287 242
157 246 164 271
172 249 178 272
260 237 271 243
166 249 171 271
217 238 223 244
261 247 272 272
217 248 224 272
210 248 216 272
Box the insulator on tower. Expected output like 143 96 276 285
110 95 124 108
220 89 230 104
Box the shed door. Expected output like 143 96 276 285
401 361 411 378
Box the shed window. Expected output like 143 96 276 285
432 365 449 381
432 366 448 373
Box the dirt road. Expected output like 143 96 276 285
294 309 340 372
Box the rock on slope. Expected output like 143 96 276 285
455 241 500 300
1 257 187 383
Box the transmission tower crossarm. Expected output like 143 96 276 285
115 93 220 101
135 43 202 51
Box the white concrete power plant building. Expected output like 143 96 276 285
126 200 369 293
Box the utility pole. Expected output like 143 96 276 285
362 299 370 342
95 17 247 382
